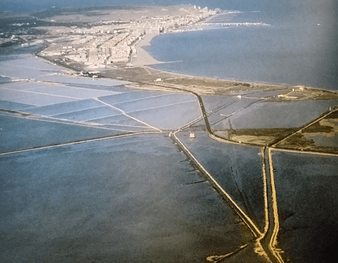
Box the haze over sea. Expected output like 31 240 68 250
2 0 338 90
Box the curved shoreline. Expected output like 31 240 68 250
32 37 338 99
130 31 337 93
129 32 282 89
132 33 162 67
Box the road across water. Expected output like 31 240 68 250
1 49 338 262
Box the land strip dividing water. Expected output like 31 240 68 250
0 129 161 156
130 76 337 262
162 82 283 262
2 5 338 262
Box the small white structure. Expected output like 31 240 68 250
189 132 196 139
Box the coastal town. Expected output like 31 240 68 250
35 5 219 68
1 4 338 263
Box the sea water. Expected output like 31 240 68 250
146 0 338 91
3 1 337 90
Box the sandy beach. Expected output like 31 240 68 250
2 5 338 262
131 33 162 67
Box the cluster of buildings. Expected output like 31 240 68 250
40 6 219 67
201 22 270 27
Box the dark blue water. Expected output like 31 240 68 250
145 1 338 90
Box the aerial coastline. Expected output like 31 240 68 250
1 4 338 147
1 4 338 263
1 3 338 149
132 33 161 66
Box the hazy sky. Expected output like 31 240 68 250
1 0 337 12
0 0 276 12
1 0 207 12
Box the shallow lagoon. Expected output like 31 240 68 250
0 134 253 262
272 151 338 262
1 15 338 260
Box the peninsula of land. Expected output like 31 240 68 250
1 4 338 149
1 5 338 263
